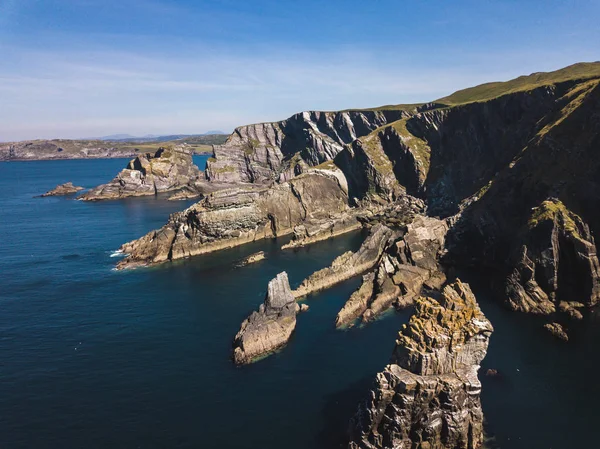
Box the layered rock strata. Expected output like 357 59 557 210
233 272 300 364
79 146 201 201
39 182 84 197
292 224 397 298
505 199 600 314
348 280 493 449
205 110 411 184
116 171 350 269
335 216 448 327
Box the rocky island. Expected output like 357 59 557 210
39 182 84 197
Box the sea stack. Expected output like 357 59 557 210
348 280 493 449
232 272 300 365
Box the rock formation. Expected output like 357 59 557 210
233 272 300 365
348 280 493 449
293 224 397 298
335 215 448 327
544 322 569 341
238 251 266 266
79 146 202 201
505 199 600 314
117 171 351 269
39 182 84 197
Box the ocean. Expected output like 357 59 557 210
1 157 598 448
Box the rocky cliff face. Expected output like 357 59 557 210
445 79 600 312
348 280 493 449
204 109 408 184
116 170 351 268
233 272 300 365
79 146 201 201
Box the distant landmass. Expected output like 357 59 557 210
95 132 227 143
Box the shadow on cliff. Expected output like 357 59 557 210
315 375 374 449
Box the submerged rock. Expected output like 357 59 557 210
39 182 84 197
79 146 202 201
232 272 300 365
348 280 493 449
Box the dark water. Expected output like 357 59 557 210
0 158 598 449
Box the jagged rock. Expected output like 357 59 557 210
39 182 84 197
293 224 397 298
79 146 201 201
336 215 448 327
485 369 499 377
348 280 493 449
544 322 569 341
205 110 407 184
558 301 584 320
117 172 350 269
238 251 266 266
505 199 600 314
299 304 309 312
232 272 300 365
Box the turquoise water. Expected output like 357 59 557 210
0 157 598 448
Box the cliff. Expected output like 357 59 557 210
348 280 493 449
116 170 351 268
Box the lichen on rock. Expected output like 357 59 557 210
348 280 493 449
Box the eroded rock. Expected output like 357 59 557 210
39 182 84 197
348 280 493 449
544 322 569 341
232 272 300 365
506 199 600 314
117 172 350 269
79 146 201 201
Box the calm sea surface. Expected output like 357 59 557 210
1 157 599 449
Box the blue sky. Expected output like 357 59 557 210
0 0 598 141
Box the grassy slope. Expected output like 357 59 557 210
437 61 600 106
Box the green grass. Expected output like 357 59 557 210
390 119 431 171
437 61 600 106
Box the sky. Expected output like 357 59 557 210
0 0 599 141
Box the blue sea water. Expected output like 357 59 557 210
1 157 599 449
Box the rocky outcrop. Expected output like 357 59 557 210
544 322 569 341
38 182 84 197
293 224 397 298
336 215 448 327
205 110 410 184
348 280 493 449
79 146 201 201
505 199 600 314
232 272 300 364
238 251 266 266
116 171 350 269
